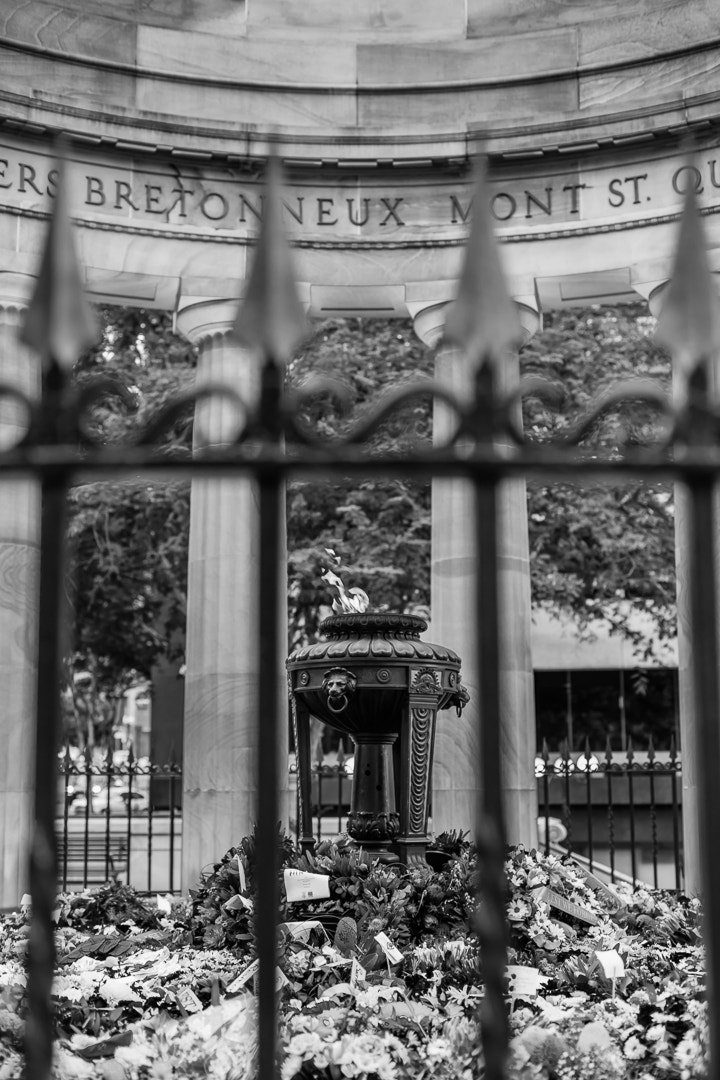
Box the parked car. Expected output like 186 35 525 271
71 786 148 816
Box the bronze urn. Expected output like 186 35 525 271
286 612 468 865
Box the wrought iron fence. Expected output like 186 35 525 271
294 741 684 891
56 748 182 893
536 739 683 891
3 154 720 1080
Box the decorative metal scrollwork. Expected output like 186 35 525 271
408 706 434 834
3 352 719 476
347 810 400 842
410 667 442 696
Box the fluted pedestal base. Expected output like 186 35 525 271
347 737 400 863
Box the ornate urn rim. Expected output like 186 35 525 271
320 612 428 637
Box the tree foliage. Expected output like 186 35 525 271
66 308 196 724
286 319 433 644
66 303 677 713
521 307 675 653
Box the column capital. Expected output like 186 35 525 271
175 297 242 346
412 298 541 349
631 280 668 316
0 271 36 323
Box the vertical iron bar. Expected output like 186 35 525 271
541 739 550 855
669 736 682 892
474 472 508 1080
647 738 658 889
564 671 573 750
561 740 572 854
257 357 283 1080
104 746 112 882
337 741 345 834
584 737 593 872
125 747 134 883
147 766 154 893
627 740 637 884
618 669 627 750
685 472 720 1076
296 769 301 846
169 766 176 893
316 764 323 843
605 738 616 883
82 746 91 884
60 748 70 891
25 455 70 1080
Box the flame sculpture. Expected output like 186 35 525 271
321 550 370 614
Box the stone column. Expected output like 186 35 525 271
415 302 539 847
0 274 40 907
176 299 288 892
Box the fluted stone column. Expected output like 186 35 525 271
415 302 539 847
0 274 40 907
177 300 288 892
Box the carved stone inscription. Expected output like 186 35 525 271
3 139 720 241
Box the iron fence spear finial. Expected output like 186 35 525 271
442 156 523 368
655 166 720 378
234 155 308 365
19 144 99 371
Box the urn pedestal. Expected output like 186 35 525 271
287 613 467 865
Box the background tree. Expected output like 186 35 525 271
286 318 433 644
521 307 675 654
65 307 196 739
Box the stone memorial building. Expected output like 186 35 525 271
1 0 720 901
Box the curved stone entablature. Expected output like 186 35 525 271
1 0 720 159
2 0 720 315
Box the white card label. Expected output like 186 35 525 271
595 948 625 979
175 986 203 1013
226 958 259 992
280 920 329 944
350 957 365 987
374 931 404 965
224 893 253 913
235 856 247 893
284 869 331 902
506 965 547 999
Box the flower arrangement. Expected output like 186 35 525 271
0 837 707 1079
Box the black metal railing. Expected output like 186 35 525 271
289 741 352 843
54 738 685 895
536 737 683 890
56 747 182 893
292 740 685 891
3 153 720 1080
